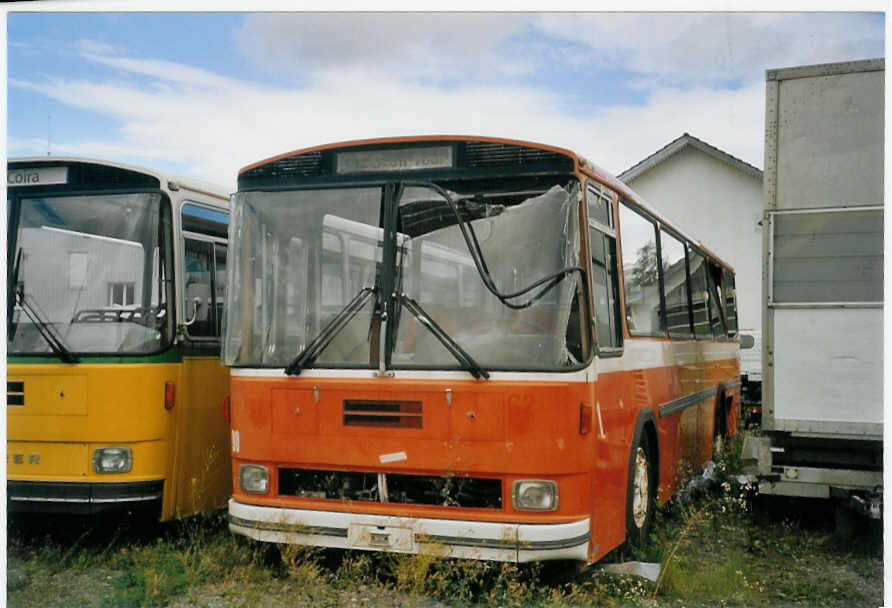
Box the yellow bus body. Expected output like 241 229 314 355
7 356 230 519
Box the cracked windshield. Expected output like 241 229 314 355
8 193 170 355
223 179 585 371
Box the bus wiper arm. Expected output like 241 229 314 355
16 289 79 364
398 293 489 380
285 286 376 376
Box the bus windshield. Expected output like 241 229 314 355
224 178 585 371
8 192 171 355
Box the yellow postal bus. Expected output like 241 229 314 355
7 157 231 520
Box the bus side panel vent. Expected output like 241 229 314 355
343 400 423 429
7 381 24 406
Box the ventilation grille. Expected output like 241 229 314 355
7 381 24 406
278 468 502 509
241 151 325 182
343 400 422 429
464 141 572 169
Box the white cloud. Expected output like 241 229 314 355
9 48 766 192
234 12 533 80
231 12 884 87
534 12 884 84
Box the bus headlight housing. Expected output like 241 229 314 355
239 464 269 494
93 447 132 473
512 480 558 511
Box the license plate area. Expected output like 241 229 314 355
348 524 415 552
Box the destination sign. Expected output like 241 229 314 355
7 166 68 187
336 146 453 174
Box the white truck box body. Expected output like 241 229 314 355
763 59 884 441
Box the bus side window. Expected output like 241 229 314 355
706 260 727 340
214 243 227 336
182 203 229 340
723 269 738 338
587 185 622 352
659 229 693 339
184 238 215 337
687 247 712 340
618 201 665 337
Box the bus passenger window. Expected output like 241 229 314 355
589 227 622 351
688 247 712 340
659 229 692 338
723 269 738 338
618 202 664 337
706 261 727 340
182 203 229 340
214 243 227 336
184 238 215 337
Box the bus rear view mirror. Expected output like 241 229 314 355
740 334 755 349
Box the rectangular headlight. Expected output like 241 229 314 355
239 464 269 494
512 480 558 511
93 447 132 473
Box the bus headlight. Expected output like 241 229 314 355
93 447 132 473
512 480 558 511
239 464 269 494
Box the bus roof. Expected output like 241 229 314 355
9 156 230 203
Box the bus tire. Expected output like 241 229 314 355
625 430 656 548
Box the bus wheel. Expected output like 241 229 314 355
626 433 655 548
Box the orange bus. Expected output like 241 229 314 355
222 136 740 563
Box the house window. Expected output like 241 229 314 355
109 282 135 307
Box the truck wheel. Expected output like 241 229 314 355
626 432 656 547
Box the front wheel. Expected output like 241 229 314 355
626 432 656 548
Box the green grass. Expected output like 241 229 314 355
7 433 883 608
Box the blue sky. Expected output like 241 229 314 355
5 10 886 190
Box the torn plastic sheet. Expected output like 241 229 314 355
395 183 582 369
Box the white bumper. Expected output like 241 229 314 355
229 499 591 563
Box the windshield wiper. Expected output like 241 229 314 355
13 280 79 364
284 286 376 376
398 293 489 380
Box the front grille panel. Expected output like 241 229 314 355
387 473 502 509
277 468 502 509
343 400 422 429
7 381 24 406
279 469 379 501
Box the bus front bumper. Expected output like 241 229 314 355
228 499 591 563
7 480 164 515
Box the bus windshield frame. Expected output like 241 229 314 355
7 188 174 357
223 176 589 373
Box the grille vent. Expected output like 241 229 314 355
7 381 24 406
242 151 324 182
278 468 502 509
343 400 422 429
464 141 572 169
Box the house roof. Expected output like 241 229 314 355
618 132 762 183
